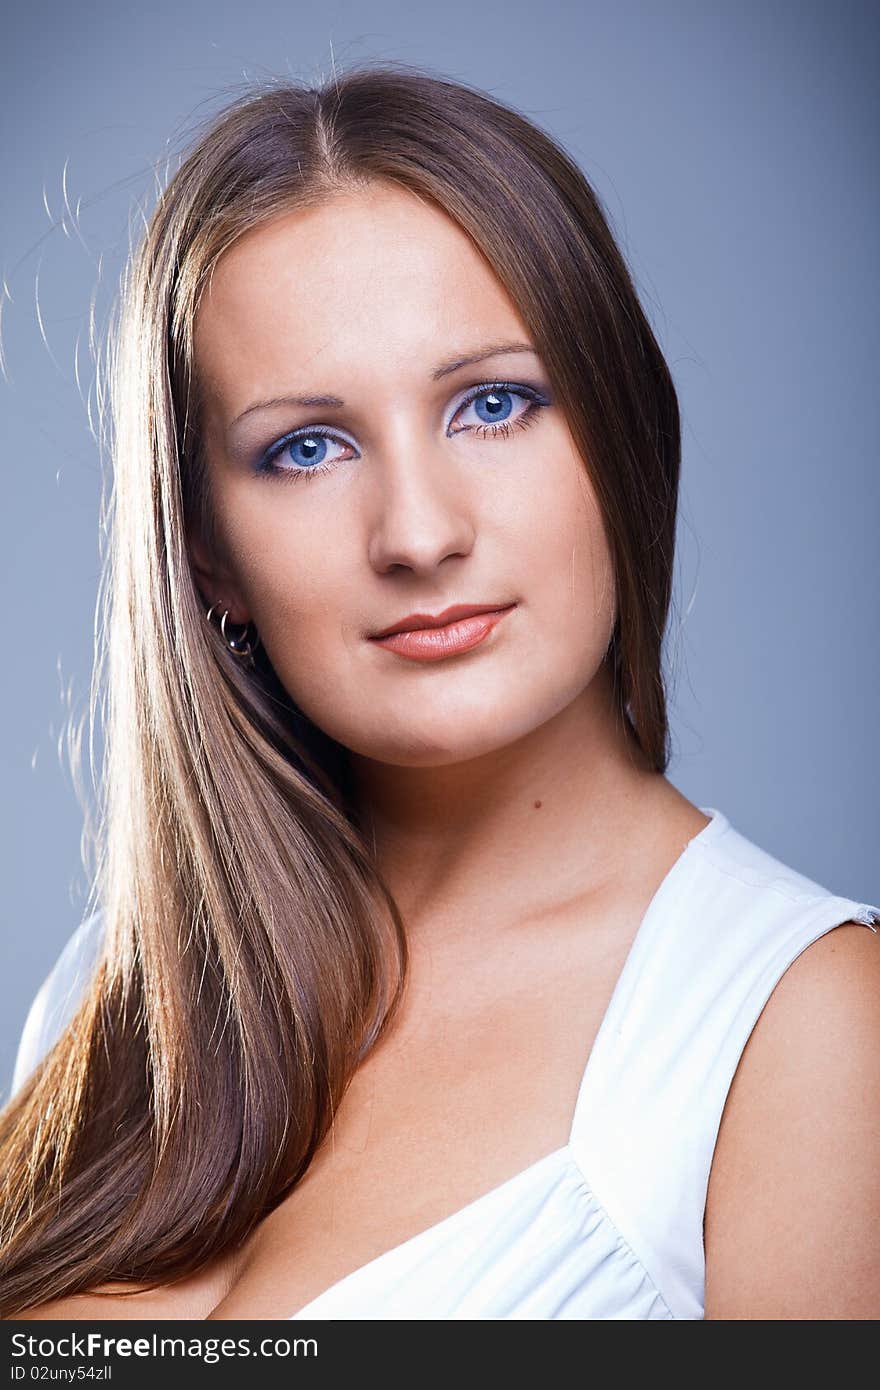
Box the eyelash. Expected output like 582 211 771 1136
254 380 550 482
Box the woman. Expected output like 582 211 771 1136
2 63 878 1321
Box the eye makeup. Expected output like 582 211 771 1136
252 379 553 482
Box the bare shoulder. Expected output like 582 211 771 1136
14 1261 234 1321
15 1292 164 1321
705 920 880 1319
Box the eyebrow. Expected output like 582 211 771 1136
227 341 537 429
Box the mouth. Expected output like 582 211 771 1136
370 602 518 639
368 602 517 663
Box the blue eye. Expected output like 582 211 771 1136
255 379 550 481
256 429 352 480
451 383 545 439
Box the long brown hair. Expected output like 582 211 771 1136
0 60 681 1315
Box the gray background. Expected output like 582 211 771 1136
2 1 878 1095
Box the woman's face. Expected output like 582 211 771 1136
191 181 617 767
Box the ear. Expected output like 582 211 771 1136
187 522 252 625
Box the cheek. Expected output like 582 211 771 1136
253 567 358 724
522 461 616 664
568 496 617 637
224 509 349 661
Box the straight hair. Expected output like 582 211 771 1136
0 61 680 1315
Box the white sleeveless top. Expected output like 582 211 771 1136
11 807 880 1320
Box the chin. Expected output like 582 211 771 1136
347 705 547 769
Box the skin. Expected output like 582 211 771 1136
188 180 665 928
18 182 879 1320
703 922 880 1319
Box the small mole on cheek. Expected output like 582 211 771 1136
533 800 542 809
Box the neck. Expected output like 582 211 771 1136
346 662 670 934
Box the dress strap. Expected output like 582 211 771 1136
568 815 879 1319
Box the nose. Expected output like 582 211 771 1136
366 432 476 577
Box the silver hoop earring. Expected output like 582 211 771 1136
205 600 260 667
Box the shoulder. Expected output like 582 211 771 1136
704 918 880 1319
14 1261 233 1320
16 1291 206 1322
14 1293 161 1322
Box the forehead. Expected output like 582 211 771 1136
193 182 529 402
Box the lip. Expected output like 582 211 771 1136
369 603 517 663
371 602 517 639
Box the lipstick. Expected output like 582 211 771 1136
369 605 515 662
